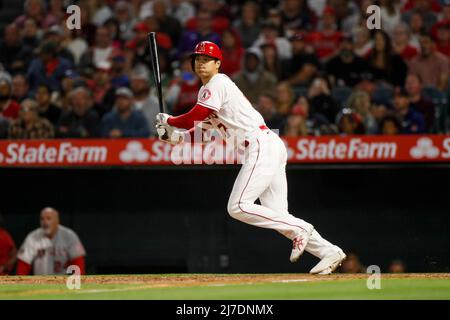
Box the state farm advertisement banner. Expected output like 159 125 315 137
0 135 450 167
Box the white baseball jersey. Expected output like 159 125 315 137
196 73 266 136
18 225 86 275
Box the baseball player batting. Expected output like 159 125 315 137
156 41 346 274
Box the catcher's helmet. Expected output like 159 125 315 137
190 41 222 70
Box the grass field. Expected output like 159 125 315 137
1 274 449 300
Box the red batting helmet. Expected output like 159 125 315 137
190 41 222 70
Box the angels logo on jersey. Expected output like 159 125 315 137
199 89 211 102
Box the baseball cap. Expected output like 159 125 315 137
115 87 133 98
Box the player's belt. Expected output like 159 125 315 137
243 125 270 147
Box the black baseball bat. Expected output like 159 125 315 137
148 32 165 113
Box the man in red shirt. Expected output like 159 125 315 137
305 6 343 62
0 213 17 275
0 75 20 120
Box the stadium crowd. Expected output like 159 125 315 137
0 0 449 140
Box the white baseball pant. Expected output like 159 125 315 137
227 129 339 259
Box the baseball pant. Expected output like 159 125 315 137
227 129 339 259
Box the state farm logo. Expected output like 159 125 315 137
119 141 150 162
410 137 440 159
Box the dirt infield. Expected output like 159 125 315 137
1 273 449 288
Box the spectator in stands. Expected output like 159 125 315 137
405 73 436 132
388 259 406 273
185 0 231 35
293 95 335 136
280 0 315 32
64 27 89 67
170 0 196 27
393 88 426 134
379 0 402 36
284 104 308 137
220 28 244 78
266 8 284 38
21 18 41 49
0 75 21 121
166 54 202 115
308 77 340 124
432 22 450 58
340 252 365 273
0 213 17 275
407 12 426 48
57 87 100 138
260 43 283 81
352 26 373 58
409 33 449 90
90 0 113 27
275 81 296 116
392 23 420 62
233 47 277 106
27 41 72 97
252 21 292 60
42 25 76 65
57 69 81 112
366 30 408 87
0 24 33 74
126 18 172 72
11 74 30 103
336 108 365 135
101 87 150 138
281 32 320 87
380 113 402 135
437 0 450 23
256 93 286 135
153 0 182 45
232 1 262 49
90 61 116 117
80 26 115 71
110 51 130 89
346 90 378 134
130 65 159 136
16 207 86 275
35 84 61 126
76 0 98 46
340 0 372 35
14 0 57 30
113 1 138 42
177 10 221 58
46 0 66 27
8 99 54 139
402 0 438 32
305 6 343 62
326 34 370 87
